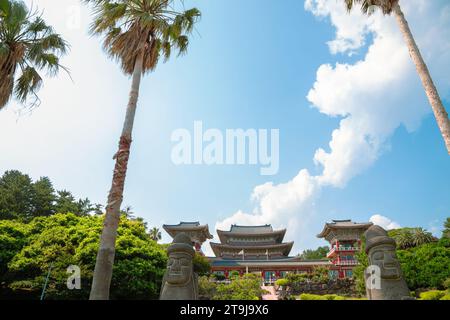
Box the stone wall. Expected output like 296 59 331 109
279 279 356 298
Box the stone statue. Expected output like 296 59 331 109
160 232 198 300
364 225 413 300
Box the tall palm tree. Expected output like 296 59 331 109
85 0 200 300
0 0 68 110
344 0 450 154
149 227 161 242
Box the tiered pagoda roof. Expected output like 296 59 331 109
317 219 373 244
210 224 293 260
163 222 213 243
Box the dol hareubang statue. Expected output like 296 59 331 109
160 232 198 300
364 225 413 300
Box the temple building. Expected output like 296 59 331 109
163 219 372 283
209 224 331 284
317 219 373 279
210 225 293 260
163 222 213 255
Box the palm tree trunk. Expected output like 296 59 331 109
89 50 144 300
394 2 450 154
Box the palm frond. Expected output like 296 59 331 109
87 0 201 75
0 0 68 109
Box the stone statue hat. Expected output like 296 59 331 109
167 232 195 256
364 225 396 253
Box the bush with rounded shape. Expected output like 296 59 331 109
275 278 289 287
419 290 446 300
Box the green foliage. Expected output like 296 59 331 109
0 219 29 277
285 272 309 284
311 266 330 282
443 278 450 290
0 214 167 299
388 227 435 250
299 293 346 300
148 227 161 242
418 290 446 300
198 276 217 299
440 294 450 300
397 240 450 290
443 218 450 239
193 253 211 277
0 170 102 221
353 235 368 296
275 278 289 287
213 274 264 300
0 0 68 109
85 0 201 75
355 224 450 293
211 273 226 281
0 170 35 220
299 246 330 260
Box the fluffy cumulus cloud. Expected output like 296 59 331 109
369 214 401 230
216 0 450 251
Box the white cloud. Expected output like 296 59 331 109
369 214 401 230
216 0 450 253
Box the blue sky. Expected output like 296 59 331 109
1 0 449 255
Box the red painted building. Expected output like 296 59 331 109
317 220 373 279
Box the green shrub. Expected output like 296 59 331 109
275 279 289 287
440 294 450 300
443 278 450 290
213 274 264 300
299 293 323 300
299 293 347 300
419 290 446 300
198 276 217 299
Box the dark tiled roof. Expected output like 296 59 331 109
317 220 373 238
229 225 274 233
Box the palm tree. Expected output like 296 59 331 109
0 0 68 110
391 227 434 249
393 228 414 249
85 0 200 300
410 227 434 247
149 227 161 242
344 0 450 154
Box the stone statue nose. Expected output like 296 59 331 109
172 260 181 270
384 254 396 265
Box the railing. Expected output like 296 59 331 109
327 246 360 257
334 260 359 266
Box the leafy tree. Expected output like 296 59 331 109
0 0 68 110
83 0 201 300
299 246 329 260
343 0 450 153
1 214 167 299
0 170 102 220
31 177 56 217
198 275 217 299
311 266 330 282
0 219 28 279
193 253 211 277
397 240 450 290
0 170 35 220
213 274 264 300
